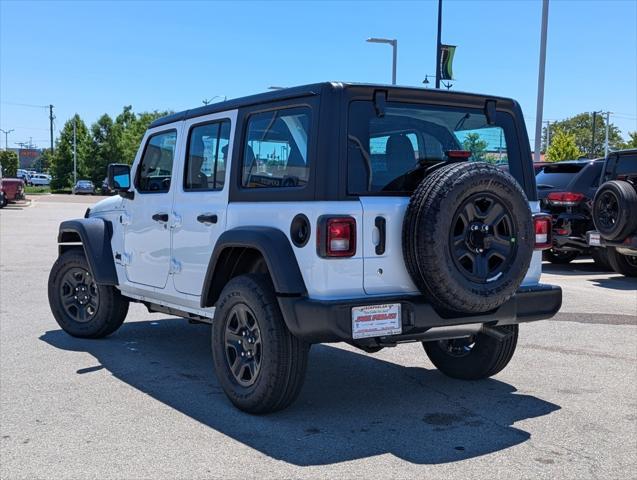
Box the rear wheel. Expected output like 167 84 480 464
543 248 578 264
423 325 518 380
590 247 612 270
48 249 129 338
607 248 637 277
211 274 309 414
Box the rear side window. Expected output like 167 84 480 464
242 107 311 188
136 130 177 193
536 163 584 190
347 101 519 194
615 154 637 177
185 120 231 191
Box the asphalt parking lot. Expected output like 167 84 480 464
1 194 636 479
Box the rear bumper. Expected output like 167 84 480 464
278 284 562 345
587 230 637 252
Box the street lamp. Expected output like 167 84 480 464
203 95 227 105
0 128 14 150
366 37 397 85
268 86 285 90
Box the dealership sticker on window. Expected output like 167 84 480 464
352 303 402 339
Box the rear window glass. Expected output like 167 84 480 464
535 163 584 190
347 101 522 194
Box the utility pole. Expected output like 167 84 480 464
73 117 77 185
604 111 611 157
0 128 14 150
544 121 551 148
533 0 549 163
591 111 599 158
435 0 443 89
49 105 55 153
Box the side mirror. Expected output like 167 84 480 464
107 163 133 199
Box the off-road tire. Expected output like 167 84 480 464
211 274 309 414
590 247 612 270
593 180 637 241
403 162 534 314
423 325 518 379
607 248 637 277
48 249 129 338
543 248 578 264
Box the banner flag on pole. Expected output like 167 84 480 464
439 44 456 80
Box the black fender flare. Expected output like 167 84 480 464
58 218 118 285
200 226 306 307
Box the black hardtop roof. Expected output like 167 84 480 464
149 82 520 129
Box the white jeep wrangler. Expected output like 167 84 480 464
48 83 561 413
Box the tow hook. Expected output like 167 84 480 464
481 325 512 341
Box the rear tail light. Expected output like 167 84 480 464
546 191 585 206
446 150 472 159
533 213 552 250
317 216 356 257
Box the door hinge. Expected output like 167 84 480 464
169 258 182 274
119 213 131 225
115 251 132 266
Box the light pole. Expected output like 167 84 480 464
533 0 549 163
73 118 77 186
202 95 227 105
366 37 397 85
435 0 443 89
0 128 14 150
604 111 611 157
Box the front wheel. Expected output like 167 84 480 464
211 274 309 414
423 325 518 380
607 248 637 277
48 249 129 338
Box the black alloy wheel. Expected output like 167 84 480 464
596 189 619 232
224 303 262 387
450 193 517 283
60 267 99 323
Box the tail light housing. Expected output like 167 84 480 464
546 191 585 206
317 216 356 257
533 213 552 250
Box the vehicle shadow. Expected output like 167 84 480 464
589 276 637 290
40 320 560 466
542 260 613 275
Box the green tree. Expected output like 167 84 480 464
33 149 53 173
89 114 115 184
620 131 637 149
543 113 623 158
545 130 582 162
51 115 91 190
462 133 488 161
0 150 19 177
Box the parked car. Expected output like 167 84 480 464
29 173 51 186
72 180 95 195
100 177 114 195
0 175 25 207
16 169 30 184
536 159 609 265
587 149 637 276
48 82 561 414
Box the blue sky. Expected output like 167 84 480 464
1 0 635 149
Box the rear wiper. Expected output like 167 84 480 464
536 184 555 189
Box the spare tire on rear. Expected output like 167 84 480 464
593 180 637 241
403 162 534 315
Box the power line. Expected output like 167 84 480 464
1 101 48 109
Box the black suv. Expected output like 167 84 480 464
588 149 637 276
536 159 608 265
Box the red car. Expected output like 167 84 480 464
0 176 25 208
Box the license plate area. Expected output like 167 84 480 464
352 303 402 340
588 232 601 246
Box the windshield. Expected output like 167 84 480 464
347 101 522 194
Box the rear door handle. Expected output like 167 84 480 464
152 213 169 223
197 213 218 224
375 216 386 255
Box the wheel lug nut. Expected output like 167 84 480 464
241 352 245 357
